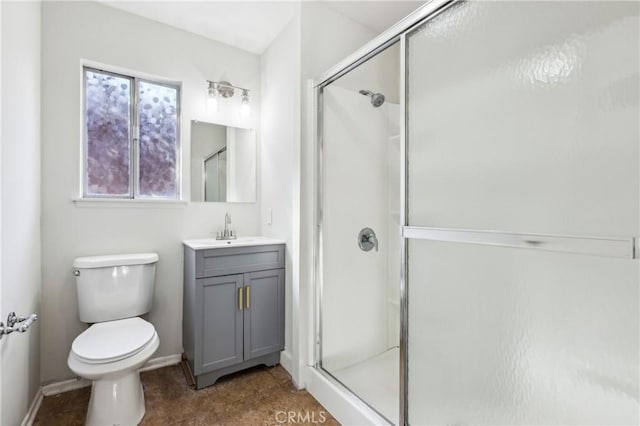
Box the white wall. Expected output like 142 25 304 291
0 1 42 424
259 9 302 380
41 1 262 383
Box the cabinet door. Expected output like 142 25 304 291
197 274 244 374
243 269 285 360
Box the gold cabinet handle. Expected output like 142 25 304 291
246 286 251 309
238 287 243 311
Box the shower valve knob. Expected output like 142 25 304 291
358 227 379 252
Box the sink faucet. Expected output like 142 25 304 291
217 213 236 240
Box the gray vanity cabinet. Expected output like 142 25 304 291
183 244 285 389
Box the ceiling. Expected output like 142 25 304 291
100 1 298 54
99 1 425 55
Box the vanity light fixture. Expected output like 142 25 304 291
206 80 251 115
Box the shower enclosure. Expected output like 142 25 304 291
315 1 639 425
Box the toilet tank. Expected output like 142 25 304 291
73 253 159 323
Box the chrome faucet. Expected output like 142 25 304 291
217 213 236 240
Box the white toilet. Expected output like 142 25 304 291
68 253 160 426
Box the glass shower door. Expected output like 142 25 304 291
319 43 401 424
405 1 639 424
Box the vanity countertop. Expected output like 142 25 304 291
183 236 286 250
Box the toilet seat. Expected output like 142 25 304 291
71 317 156 364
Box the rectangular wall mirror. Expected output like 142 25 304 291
191 120 256 203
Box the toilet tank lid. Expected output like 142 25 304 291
73 253 159 269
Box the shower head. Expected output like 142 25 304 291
359 89 385 107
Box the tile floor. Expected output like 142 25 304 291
34 364 339 425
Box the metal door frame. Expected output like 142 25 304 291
313 0 639 424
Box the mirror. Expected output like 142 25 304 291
191 121 256 202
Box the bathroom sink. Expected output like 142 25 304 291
183 236 285 250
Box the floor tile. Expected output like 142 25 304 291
34 364 340 425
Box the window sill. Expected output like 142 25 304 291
73 198 188 209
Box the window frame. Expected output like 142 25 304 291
82 66 182 200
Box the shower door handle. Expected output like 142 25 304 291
358 228 379 252
402 226 638 259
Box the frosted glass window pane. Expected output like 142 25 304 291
408 239 639 425
85 70 131 196
137 81 179 198
406 1 639 237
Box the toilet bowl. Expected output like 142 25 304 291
69 253 159 426
68 317 159 426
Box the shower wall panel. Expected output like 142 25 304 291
322 85 390 371
386 103 401 350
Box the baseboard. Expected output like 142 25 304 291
41 377 91 396
139 353 182 372
41 353 182 397
20 388 43 426
279 350 293 375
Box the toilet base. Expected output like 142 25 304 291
68 327 159 425
87 371 145 426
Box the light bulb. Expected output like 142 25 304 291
207 83 219 112
241 89 250 116
208 95 218 112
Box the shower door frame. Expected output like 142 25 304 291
312 1 457 424
314 0 640 424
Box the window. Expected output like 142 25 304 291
83 67 180 199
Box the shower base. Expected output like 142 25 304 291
332 347 399 424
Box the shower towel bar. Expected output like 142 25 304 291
402 226 638 259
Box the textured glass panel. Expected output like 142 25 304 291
408 239 639 425
407 1 639 237
138 81 179 198
85 70 131 196
406 2 639 424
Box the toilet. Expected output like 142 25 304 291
68 253 160 426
